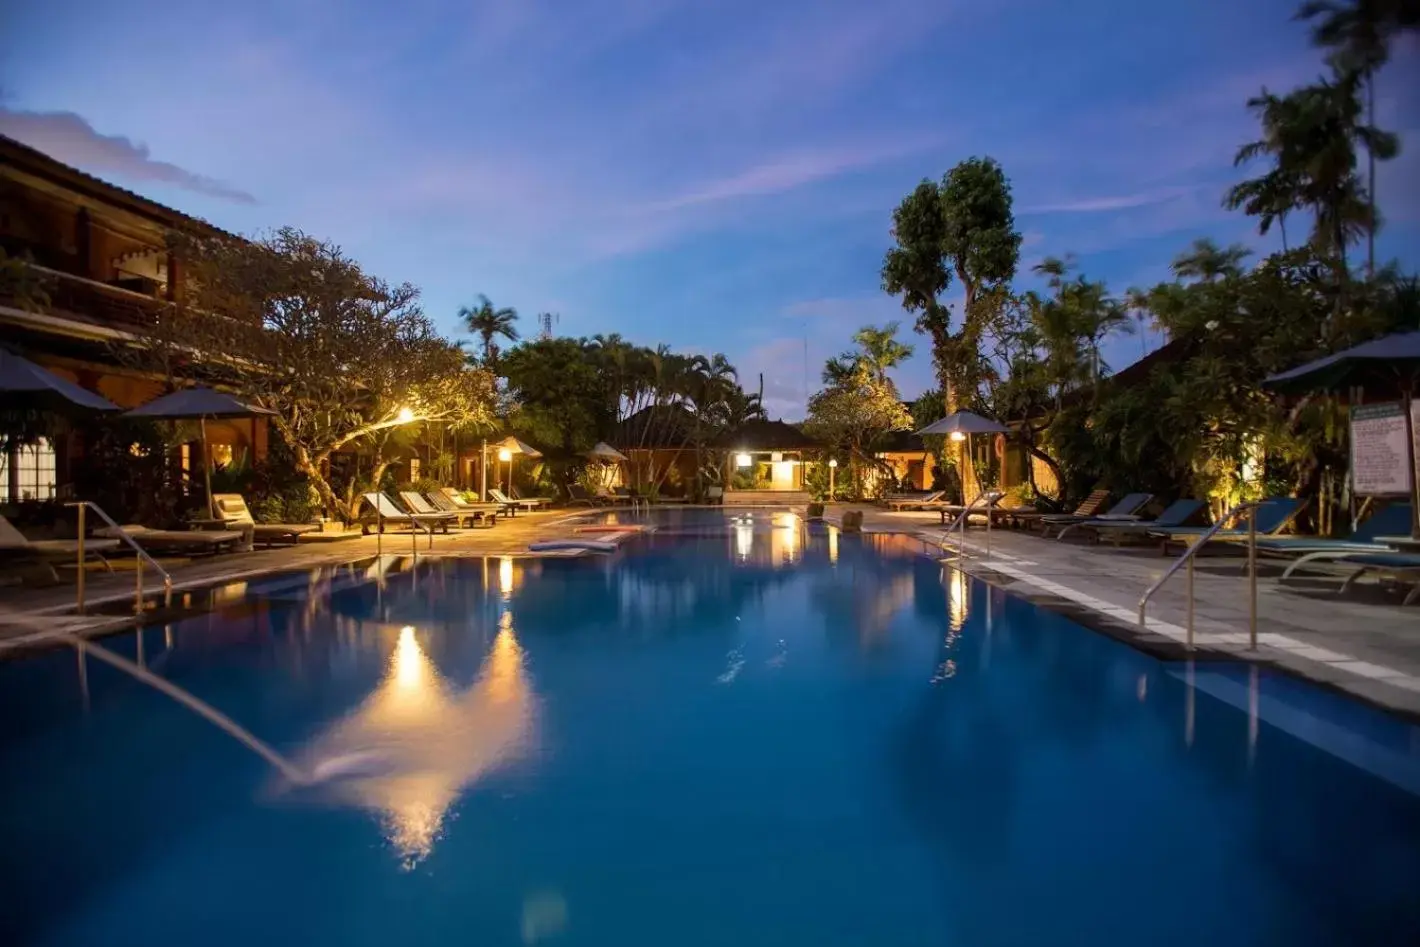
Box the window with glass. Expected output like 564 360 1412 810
1 439 57 502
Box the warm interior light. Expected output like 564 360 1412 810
396 407 415 423
735 452 752 468
498 448 513 462
949 431 967 442
828 458 838 468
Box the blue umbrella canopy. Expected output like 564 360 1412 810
1263 331 1420 396
0 348 119 412
123 386 274 420
916 411 1008 437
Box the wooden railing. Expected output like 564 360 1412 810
0 263 165 332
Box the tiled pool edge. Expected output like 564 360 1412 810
893 526 1420 722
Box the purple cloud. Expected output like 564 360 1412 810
0 106 257 204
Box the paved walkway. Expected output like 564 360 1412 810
832 505 1420 716
0 510 594 647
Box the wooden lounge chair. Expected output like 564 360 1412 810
425 489 501 526
0 512 119 582
1039 492 1152 538
567 484 610 507
489 488 546 514
937 490 1006 526
1005 488 1110 533
360 492 454 534
885 490 945 511
211 494 319 546
96 524 246 555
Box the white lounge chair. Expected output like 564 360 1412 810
489 488 546 514
95 524 246 555
361 492 454 534
212 494 319 546
425 489 501 526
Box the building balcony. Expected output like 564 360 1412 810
0 263 165 337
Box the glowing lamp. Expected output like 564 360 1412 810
949 431 967 442
498 448 513 462
396 407 415 423
735 452 752 468
828 458 838 468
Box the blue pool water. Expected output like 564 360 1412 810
1 510 1418 946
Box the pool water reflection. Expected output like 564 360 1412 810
0 511 1417 946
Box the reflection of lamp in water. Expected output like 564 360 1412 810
828 525 839 564
298 619 537 869
948 568 970 631
734 518 753 560
499 556 514 599
771 512 800 564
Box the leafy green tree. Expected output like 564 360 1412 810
804 361 912 498
883 157 1022 411
460 295 520 367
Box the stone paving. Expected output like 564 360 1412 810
834 505 1420 716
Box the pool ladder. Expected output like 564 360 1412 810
67 501 173 616
1137 501 1259 651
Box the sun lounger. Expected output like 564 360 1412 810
1058 498 1206 543
0 512 119 581
1334 551 1420 605
1147 497 1304 554
567 484 611 507
1004 488 1110 532
211 494 319 546
511 487 553 508
938 491 1006 526
885 490 945 511
425 489 501 526
489 488 546 514
96 524 246 555
1039 492 1153 538
1269 504 1413 579
361 492 454 534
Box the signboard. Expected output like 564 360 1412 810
1350 402 1415 496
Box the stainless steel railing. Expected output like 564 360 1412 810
942 490 1004 562
66 501 174 615
1137 500 1259 650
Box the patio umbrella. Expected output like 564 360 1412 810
493 435 543 493
0 348 120 413
124 387 275 517
1264 330 1420 537
586 441 628 463
917 411 1009 503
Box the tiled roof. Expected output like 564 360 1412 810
0 134 240 241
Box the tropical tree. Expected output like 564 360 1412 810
1171 238 1252 282
160 227 497 515
804 360 912 498
851 322 915 382
883 156 1022 412
460 295 520 367
1297 0 1420 275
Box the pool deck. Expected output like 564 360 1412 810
3 502 1418 716
834 505 1420 717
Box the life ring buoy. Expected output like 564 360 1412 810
993 434 1007 459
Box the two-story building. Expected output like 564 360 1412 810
1 134 267 502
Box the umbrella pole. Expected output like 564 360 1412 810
1405 386 1419 539
481 439 488 501
200 417 216 519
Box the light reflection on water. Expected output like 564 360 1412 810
297 617 538 868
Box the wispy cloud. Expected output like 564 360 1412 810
1022 185 1200 215
0 107 257 204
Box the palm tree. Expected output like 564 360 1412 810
459 295 519 367
1298 0 1419 275
1223 170 1298 250
851 322 915 381
1170 238 1251 282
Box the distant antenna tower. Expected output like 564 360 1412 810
538 311 560 340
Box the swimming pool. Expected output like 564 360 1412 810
1 509 1417 946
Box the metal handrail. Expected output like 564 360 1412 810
942 490 1004 562
1138 500 1260 650
66 501 174 615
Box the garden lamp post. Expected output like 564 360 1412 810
828 457 837 500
